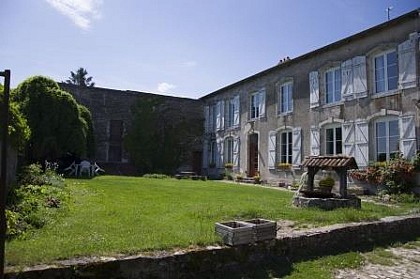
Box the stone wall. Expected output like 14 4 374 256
6 214 420 279
59 84 203 174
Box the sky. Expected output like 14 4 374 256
0 0 419 99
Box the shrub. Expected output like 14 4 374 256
6 164 67 239
18 164 46 186
349 165 383 185
17 163 64 188
381 155 415 194
349 154 416 194
412 151 420 171
276 162 291 170
319 176 335 188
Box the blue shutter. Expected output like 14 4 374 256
268 131 277 169
292 127 302 167
233 95 240 126
399 115 416 159
398 33 417 89
309 71 319 108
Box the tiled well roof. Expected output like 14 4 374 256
302 156 358 169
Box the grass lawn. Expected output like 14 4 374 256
5 176 417 266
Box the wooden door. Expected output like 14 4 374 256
248 134 258 177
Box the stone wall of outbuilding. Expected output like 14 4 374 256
59 84 203 174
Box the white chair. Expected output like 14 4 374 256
93 162 105 176
64 161 78 177
78 160 92 177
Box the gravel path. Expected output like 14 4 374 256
335 246 420 279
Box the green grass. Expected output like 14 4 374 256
283 237 420 279
5 176 416 266
284 252 364 279
363 248 401 266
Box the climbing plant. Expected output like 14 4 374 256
124 97 202 174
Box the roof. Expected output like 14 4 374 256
201 8 420 100
302 156 358 169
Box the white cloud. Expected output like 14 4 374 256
157 82 176 94
181 61 197 68
45 0 102 30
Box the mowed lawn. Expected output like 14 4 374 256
5 176 414 266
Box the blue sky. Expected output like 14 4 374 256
1 0 418 98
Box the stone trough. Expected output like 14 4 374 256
215 219 277 246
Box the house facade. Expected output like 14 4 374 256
201 10 420 183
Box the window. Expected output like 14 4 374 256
278 82 293 114
250 89 265 119
224 137 234 164
374 50 398 93
376 118 399 161
109 120 123 141
325 67 341 104
325 126 342 155
108 145 122 162
209 104 217 131
226 95 239 128
227 101 235 127
109 120 123 162
209 140 217 165
277 130 292 164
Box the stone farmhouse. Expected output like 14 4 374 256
62 10 420 180
201 9 420 183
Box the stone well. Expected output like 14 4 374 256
294 156 361 210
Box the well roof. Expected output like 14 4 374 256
302 156 358 169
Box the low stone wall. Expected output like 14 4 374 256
6 215 420 279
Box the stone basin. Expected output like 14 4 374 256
293 195 361 210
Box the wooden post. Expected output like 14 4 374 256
339 169 348 198
307 167 317 192
0 69 11 279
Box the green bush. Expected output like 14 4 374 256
319 176 335 188
350 154 416 194
6 164 68 239
380 155 415 194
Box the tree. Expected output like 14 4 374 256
66 67 95 87
0 84 30 150
13 76 94 162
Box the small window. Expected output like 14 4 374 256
325 67 341 104
108 145 122 162
109 120 123 141
226 95 239 128
374 50 398 93
325 126 342 155
250 89 265 119
278 82 293 114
